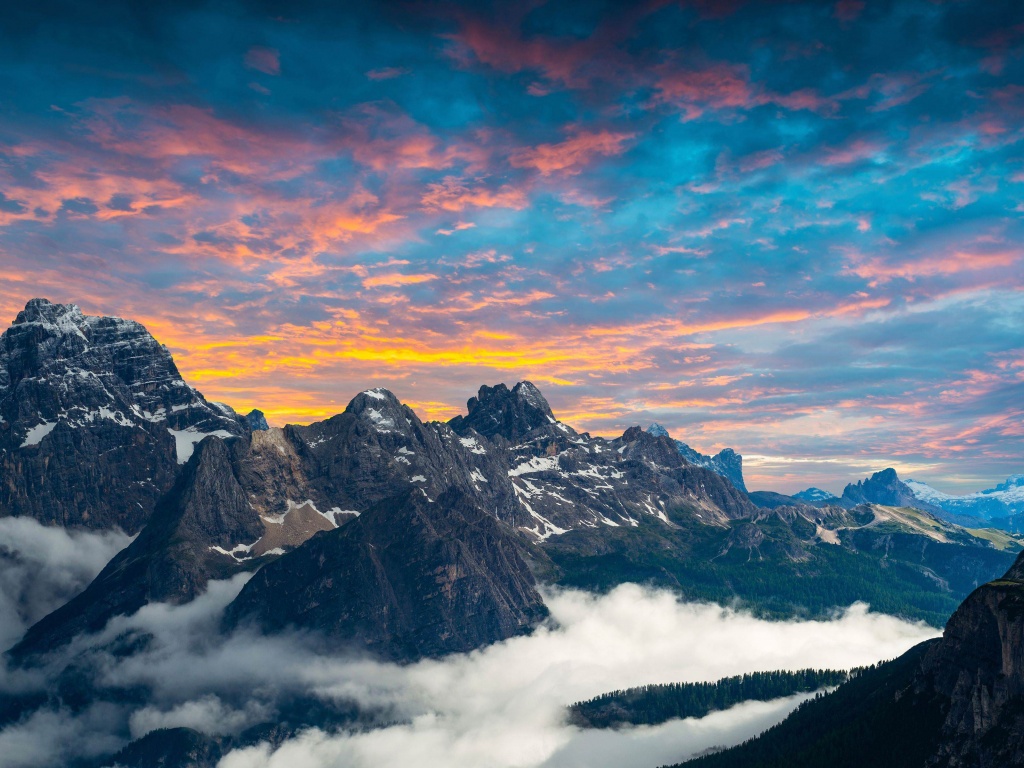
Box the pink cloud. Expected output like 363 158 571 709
508 129 634 176
421 177 529 212
821 138 884 166
244 46 280 76
366 67 410 80
846 250 1020 284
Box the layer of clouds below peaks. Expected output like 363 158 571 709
0 518 133 651
0 565 938 768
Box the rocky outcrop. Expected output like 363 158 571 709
646 423 747 492
916 560 1024 766
223 488 548 661
449 381 558 441
245 409 270 431
0 298 246 533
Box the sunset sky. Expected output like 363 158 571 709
1 0 1022 493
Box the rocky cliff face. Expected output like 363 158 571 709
7 436 266 660
0 298 246 533
448 381 558 441
915 556 1024 767
646 423 747 492
223 488 548 661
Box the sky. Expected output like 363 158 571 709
0 0 1022 494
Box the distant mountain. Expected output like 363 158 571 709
842 468 988 526
906 475 1024 527
746 490 801 509
841 467 935 510
646 423 747 492
0 298 246 533
678 547 1024 768
793 487 839 504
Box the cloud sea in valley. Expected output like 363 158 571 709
0 524 937 768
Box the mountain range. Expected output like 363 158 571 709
0 298 1021 767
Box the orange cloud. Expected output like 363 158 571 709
362 273 438 288
421 177 529 211
509 130 635 176
846 250 1019 284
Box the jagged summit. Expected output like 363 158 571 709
448 381 559 441
0 298 247 532
906 474 1024 523
245 409 270 431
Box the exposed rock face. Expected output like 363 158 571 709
646 423 747 492
0 298 245 532
448 381 558 441
916 558 1024 767
447 390 755 538
842 468 945 515
245 409 270 431
223 489 548 661
8 437 265 660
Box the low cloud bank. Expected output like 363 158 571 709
220 587 938 768
0 517 132 651
0 572 939 768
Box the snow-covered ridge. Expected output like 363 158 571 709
906 476 1024 518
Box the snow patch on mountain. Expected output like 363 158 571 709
168 428 237 464
20 421 57 447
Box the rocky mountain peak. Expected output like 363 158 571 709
14 297 85 326
647 422 670 438
449 380 557 441
245 409 270 431
841 467 938 512
344 388 415 433
0 299 246 532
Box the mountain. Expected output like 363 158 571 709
223 488 548 661
677 547 1024 768
10 382 761 663
0 298 246 533
7 436 271 661
837 467 992 525
906 476 1024 529
245 408 270 431
646 423 747 492
747 490 801 509
793 487 839 504
842 468 936 510
448 381 559 441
